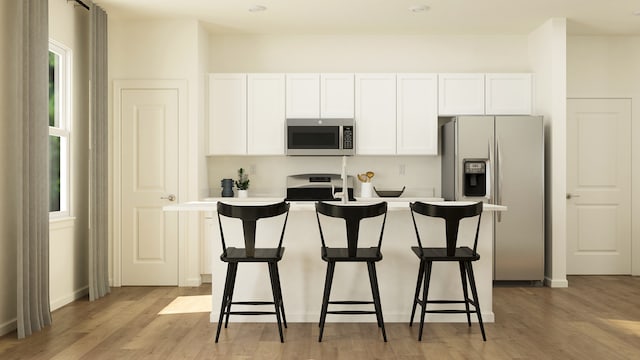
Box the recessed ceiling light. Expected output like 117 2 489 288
248 5 267 12
409 5 430 13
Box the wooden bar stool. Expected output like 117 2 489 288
214 201 290 343
314 201 388 342
409 201 486 341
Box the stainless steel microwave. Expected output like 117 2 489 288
285 118 355 156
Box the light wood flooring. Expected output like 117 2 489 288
1 276 640 359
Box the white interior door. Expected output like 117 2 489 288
121 88 179 285
567 98 631 274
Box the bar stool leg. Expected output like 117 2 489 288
224 262 238 328
418 261 433 341
367 262 387 342
318 261 335 342
410 259 426 327
465 261 486 341
273 263 287 328
267 262 285 343
215 263 235 343
459 261 472 326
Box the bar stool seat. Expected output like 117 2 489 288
410 246 479 261
214 201 290 343
322 247 382 262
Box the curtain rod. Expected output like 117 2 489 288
69 0 90 11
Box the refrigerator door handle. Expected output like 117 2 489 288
496 136 503 222
487 138 493 203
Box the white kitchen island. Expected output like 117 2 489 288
165 198 506 324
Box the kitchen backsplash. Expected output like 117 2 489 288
206 155 441 198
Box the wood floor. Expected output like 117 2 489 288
1 276 640 359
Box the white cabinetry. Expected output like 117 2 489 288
321 73 354 118
355 74 396 155
438 73 485 115
208 74 246 155
247 74 286 155
485 73 532 115
396 74 438 155
286 73 320 118
286 73 354 119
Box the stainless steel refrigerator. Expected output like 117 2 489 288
441 116 544 282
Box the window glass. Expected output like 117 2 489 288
48 42 70 216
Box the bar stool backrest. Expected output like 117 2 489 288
217 201 290 257
410 202 483 257
315 201 388 258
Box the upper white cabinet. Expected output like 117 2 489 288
396 74 438 155
320 73 354 118
485 73 532 115
438 73 485 115
247 74 286 155
355 74 396 155
286 73 354 119
286 73 320 118
208 73 247 155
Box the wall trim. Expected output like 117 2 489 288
51 286 89 311
544 276 569 288
0 318 17 337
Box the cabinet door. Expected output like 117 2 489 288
208 74 246 155
485 73 532 115
286 73 320 118
396 74 438 155
321 73 354 118
438 73 485 115
247 74 286 155
355 74 396 155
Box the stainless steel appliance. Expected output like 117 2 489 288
441 116 544 282
286 118 355 156
285 173 355 201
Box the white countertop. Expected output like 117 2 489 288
164 197 507 211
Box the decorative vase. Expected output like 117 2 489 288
221 178 234 197
237 190 248 198
361 182 373 198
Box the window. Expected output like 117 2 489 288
49 41 71 216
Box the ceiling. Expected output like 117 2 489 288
94 0 640 36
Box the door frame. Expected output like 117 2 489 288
112 79 188 287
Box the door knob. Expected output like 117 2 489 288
161 194 176 201
566 193 580 200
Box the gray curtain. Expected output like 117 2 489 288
88 3 110 301
17 0 52 339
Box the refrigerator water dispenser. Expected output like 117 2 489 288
463 159 487 197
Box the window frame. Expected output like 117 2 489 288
48 40 72 219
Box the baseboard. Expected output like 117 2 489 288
201 274 212 284
0 318 17 337
544 276 569 288
181 277 202 287
51 286 89 311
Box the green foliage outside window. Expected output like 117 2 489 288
49 51 61 212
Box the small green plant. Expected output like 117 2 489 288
235 168 250 190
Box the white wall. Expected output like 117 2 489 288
49 0 91 310
567 35 640 275
209 34 530 73
528 18 568 288
0 0 20 337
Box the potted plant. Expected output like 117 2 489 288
235 168 250 198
